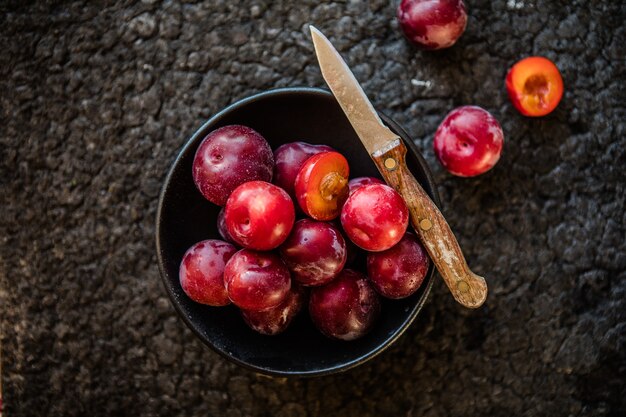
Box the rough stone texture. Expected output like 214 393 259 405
1 0 625 416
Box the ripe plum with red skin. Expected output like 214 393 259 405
179 239 237 306
273 142 334 199
217 208 235 243
341 183 409 252
241 284 307 335
434 105 504 177
347 176 384 196
366 233 430 299
279 219 347 287
397 0 467 50
224 181 295 251
192 125 273 206
309 269 380 341
224 249 291 311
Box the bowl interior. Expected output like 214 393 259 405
156 87 439 376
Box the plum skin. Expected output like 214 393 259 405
347 176 384 196
309 269 381 341
279 219 347 287
434 105 504 177
192 125 273 206
224 181 295 251
223 249 291 311
273 142 334 199
366 233 431 299
397 0 468 50
217 208 236 244
179 239 237 306
240 284 307 335
340 183 409 252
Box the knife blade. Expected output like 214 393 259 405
310 26 487 308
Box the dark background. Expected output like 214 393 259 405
1 0 624 416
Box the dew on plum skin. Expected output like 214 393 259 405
192 125 273 206
434 105 504 177
179 239 237 306
240 284 307 335
309 269 380 341
397 0 467 50
224 249 291 311
224 181 295 251
366 233 430 299
279 219 347 287
341 184 409 252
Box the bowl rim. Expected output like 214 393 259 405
155 86 441 377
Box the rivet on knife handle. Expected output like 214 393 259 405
372 139 488 308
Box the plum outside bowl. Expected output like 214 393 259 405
155 87 440 377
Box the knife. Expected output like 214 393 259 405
310 26 487 308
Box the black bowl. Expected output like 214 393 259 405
156 87 440 377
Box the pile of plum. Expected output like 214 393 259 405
179 125 430 341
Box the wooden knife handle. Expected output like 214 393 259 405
372 139 488 308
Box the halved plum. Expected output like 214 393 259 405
294 151 349 221
506 56 564 117
273 142 334 199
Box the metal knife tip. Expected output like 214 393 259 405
309 25 324 41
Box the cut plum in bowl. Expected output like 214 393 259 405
156 87 440 377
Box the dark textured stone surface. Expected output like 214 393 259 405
1 0 625 416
